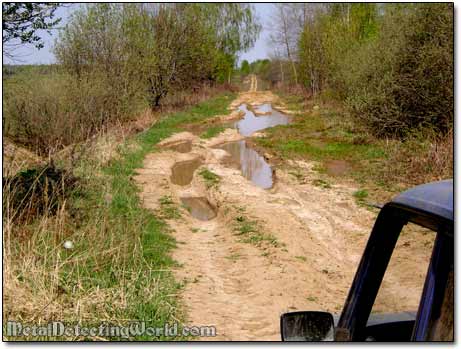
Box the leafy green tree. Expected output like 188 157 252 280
199 4 261 83
240 60 250 75
54 4 125 78
346 4 453 136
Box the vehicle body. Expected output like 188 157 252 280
281 179 454 341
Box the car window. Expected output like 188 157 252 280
371 223 435 314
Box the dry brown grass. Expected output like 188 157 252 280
2 110 156 333
381 130 453 187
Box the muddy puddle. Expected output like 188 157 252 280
234 104 291 136
218 140 273 189
212 103 290 189
170 158 202 185
180 197 217 221
168 104 289 190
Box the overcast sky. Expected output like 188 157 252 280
3 3 273 65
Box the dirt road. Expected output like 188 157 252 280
134 90 433 340
249 74 258 92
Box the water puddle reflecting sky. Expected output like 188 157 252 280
218 140 273 189
234 104 291 137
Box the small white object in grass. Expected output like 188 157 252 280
63 241 74 249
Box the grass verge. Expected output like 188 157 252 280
3 92 235 340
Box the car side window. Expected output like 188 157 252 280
370 223 435 315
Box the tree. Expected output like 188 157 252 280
240 60 250 75
270 4 298 85
346 4 453 136
268 4 325 86
295 3 453 137
55 3 260 108
3 3 61 58
200 4 261 83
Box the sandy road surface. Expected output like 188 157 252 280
134 90 433 340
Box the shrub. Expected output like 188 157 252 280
3 69 146 155
345 4 453 137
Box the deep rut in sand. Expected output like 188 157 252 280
134 90 433 341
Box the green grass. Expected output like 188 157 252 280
257 92 387 163
353 189 369 202
233 214 280 248
99 94 233 339
158 195 182 220
198 168 221 188
270 137 385 162
200 125 226 139
93 92 233 339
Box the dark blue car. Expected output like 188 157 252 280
281 179 454 342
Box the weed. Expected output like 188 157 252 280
295 255 307 262
3 92 235 340
198 168 221 189
200 126 226 139
233 214 280 248
312 179 331 189
234 216 258 235
158 195 182 220
261 92 452 198
4 164 77 223
307 296 318 302
353 189 369 201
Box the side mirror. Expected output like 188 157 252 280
280 311 335 341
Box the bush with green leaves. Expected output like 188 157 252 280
297 3 453 138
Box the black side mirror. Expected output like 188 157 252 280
281 311 335 341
